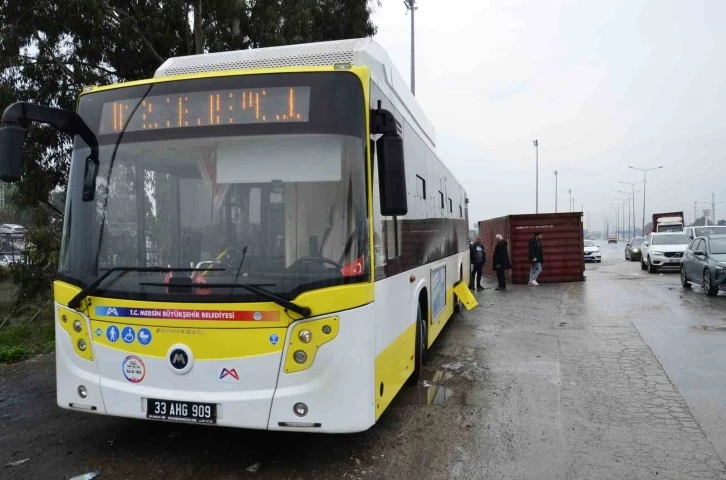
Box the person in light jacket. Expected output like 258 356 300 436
492 234 511 290
528 232 544 285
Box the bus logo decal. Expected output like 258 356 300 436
93 306 280 322
169 349 189 370
106 325 119 342
269 333 279 346
122 327 135 344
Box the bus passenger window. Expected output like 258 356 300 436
416 175 426 199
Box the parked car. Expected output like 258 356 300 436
625 237 646 262
684 225 726 240
681 234 726 296
0 224 25 235
584 240 601 263
640 232 691 273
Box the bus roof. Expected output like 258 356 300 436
154 38 437 149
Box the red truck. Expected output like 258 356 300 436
651 211 684 233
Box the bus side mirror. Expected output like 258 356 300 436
0 124 26 183
376 133 407 216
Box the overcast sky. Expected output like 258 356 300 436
371 0 726 231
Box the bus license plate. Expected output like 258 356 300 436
146 398 216 424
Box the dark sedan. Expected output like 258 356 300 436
681 234 726 296
625 237 645 262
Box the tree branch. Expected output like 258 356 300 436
103 3 165 64
40 199 64 218
30 27 79 84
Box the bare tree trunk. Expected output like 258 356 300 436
193 0 203 54
183 1 192 55
232 0 244 35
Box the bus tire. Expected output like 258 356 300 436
454 267 463 313
408 302 427 385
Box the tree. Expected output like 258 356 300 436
1 1 377 215
0 0 377 297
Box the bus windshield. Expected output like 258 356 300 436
59 72 369 303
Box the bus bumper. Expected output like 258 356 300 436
55 303 376 432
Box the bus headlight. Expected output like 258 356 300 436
77 339 87 351
298 330 312 343
73 320 82 332
293 350 307 364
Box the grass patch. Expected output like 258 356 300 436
0 298 55 364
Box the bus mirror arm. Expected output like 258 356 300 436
0 101 99 187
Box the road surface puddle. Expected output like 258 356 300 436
692 325 726 332
396 370 454 406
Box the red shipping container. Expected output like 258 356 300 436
478 213 585 284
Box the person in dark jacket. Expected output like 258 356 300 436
469 237 486 291
492 234 511 290
528 232 544 285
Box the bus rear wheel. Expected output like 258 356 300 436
408 303 427 385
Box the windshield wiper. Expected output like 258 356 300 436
67 266 224 310
138 281 311 317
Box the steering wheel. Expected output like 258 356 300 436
216 247 244 270
289 256 344 270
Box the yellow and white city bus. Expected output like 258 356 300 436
0 38 475 432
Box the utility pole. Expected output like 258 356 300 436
703 193 723 226
628 165 663 236
533 140 539 213
554 170 558 213
572 196 575 213
692 201 702 226
404 1 417 95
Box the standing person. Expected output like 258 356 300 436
492 234 511 290
469 237 486 291
528 232 544 285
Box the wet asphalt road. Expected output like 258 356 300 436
2 243 726 479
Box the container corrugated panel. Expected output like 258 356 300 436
479 213 584 284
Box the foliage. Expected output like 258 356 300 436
0 300 55 364
0 0 377 300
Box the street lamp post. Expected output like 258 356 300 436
618 192 631 240
569 189 572 212
533 140 539 213
620 180 644 237
610 205 619 239
628 165 663 235
616 198 628 240
554 170 558 213
404 0 417 95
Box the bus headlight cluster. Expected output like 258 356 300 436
58 307 94 362
284 317 339 374
293 350 307 364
